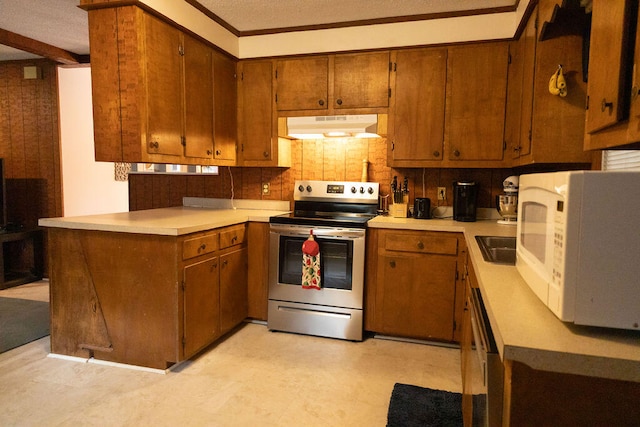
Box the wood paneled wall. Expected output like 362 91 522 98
0 59 62 227
129 137 513 211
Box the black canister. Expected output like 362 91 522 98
413 197 431 219
453 181 478 222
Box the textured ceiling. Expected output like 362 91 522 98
198 0 518 32
0 0 518 61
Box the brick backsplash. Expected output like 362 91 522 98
129 137 512 211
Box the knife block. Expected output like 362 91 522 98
390 203 407 218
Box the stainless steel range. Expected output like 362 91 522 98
268 180 379 341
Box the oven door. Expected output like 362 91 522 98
269 224 365 309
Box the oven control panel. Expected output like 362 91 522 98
294 180 379 202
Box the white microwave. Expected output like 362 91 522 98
516 171 640 331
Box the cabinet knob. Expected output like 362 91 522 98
231 236 238 243
513 146 521 152
601 98 614 112
417 241 424 250
453 149 460 157
149 141 159 149
215 149 221 156
198 243 206 252
389 260 396 268
222 259 228 267
263 151 269 158
336 98 343 106
433 151 440 158
207 149 213 155
318 99 325 106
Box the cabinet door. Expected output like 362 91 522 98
183 34 214 159
517 9 537 159
446 43 508 162
183 256 219 358
144 14 183 157
388 48 446 166
627 4 640 142
585 0 634 133
238 60 274 163
220 247 248 334
213 52 237 163
334 51 390 109
276 57 329 111
378 253 457 341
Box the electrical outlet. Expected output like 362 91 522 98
262 182 270 195
437 187 446 200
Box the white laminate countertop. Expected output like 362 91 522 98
369 215 640 383
38 198 290 236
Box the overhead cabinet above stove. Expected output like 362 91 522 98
275 51 391 114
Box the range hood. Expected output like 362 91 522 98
286 114 379 139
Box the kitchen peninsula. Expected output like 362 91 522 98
39 199 289 371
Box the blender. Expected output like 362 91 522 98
496 175 519 224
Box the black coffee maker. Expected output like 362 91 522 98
453 181 478 222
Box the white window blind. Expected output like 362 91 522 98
602 150 640 171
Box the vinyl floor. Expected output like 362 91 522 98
0 281 463 426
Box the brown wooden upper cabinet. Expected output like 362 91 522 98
585 0 640 149
212 51 238 165
388 42 510 168
446 43 509 165
86 5 236 165
585 0 632 134
237 60 290 167
387 48 447 167
275 57 329 111
505 1 591 166
275 51 390 114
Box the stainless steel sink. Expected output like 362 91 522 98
475 235 516 265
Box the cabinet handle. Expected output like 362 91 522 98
336 98 343 106
601 98 614 112
318 99 325 106
453 149 460 157
433 151 440 158
417 241 424 250
149 141 159 149
263 151 269 158
389 260 396 268
513 146 521 152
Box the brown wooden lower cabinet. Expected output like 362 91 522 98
503 360 640 426
47 223 248 370
246 222 269 320
461 251 640 426
365 228 466 342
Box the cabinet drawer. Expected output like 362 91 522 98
383 232 458 255
219 224 247 249
183 233 219 260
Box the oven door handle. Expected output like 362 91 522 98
270 225 365 239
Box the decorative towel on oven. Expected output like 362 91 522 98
302 230 321 290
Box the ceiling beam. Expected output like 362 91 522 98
0 28 81 64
